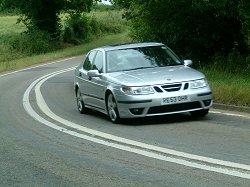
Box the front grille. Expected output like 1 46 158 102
161 83 182 92
184 83 189 90
147 102 201 114
153 86 163 93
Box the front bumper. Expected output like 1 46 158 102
115 88 213 118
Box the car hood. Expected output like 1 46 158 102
106 66 205 86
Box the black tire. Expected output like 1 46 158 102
106 93 121 123
76 89 89 114
190 109 209 117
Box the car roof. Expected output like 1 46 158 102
95 42 165 51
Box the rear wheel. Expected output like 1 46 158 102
106 93 120 123
190 109 209 117
76 89 89 114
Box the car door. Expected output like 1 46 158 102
78 50 97 105
86 50 107 111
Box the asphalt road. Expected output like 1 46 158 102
1 57 250 187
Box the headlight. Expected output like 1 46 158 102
190 79 208 89
122 86 154 95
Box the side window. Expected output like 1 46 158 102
83 51 96 70
92 51 103 73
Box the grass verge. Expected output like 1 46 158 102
0 32 131 73
200 68 250 107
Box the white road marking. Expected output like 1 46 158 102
23 68 250 179
0 57 77 78
210 111 250 119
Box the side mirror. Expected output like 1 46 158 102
87 69 100 78
184 60 193 66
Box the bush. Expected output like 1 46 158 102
127 0 249 65
62 13 91 44
0 0 20 15
88 16 101 36
9 29 56 55
208 50 250 76
91 10 127 34
62 10 127 45
92 3 116 11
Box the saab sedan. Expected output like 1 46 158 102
74 42 213 123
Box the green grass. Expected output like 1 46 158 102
0 15 25 35
200 68 250 107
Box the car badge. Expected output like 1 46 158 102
163 76 172 81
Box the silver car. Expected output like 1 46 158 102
74 42 212 123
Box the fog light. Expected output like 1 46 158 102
129 108 144 115
203 99 212 106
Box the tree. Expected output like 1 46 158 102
112 0 133 9
120 0 250 63
1 0 94 40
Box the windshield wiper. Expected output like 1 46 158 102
165 63 183 66
126 66 154 71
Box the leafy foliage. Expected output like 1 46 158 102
112 0 133 9
120 0 249 65
62 9 127 45
0 10 127 62
0 0 93 40
9 30 56 55
62 13 91 44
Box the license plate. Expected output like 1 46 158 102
162 95 189 105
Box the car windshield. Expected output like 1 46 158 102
106 45 182 73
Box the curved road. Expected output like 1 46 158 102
1 57 250 186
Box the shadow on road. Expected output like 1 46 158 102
89 110 211 126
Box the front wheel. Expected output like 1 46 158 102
106 93 120 123
76 89 89 114
190 109 209 117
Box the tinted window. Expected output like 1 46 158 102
83 51 96 70
106 45 182 72
92 51 103 73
